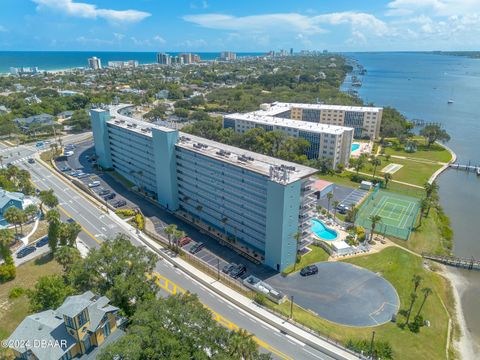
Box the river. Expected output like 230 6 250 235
342 52 480 353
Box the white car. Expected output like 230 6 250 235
88 181 101 188
64 151 74 157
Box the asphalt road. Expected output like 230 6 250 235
4 135 342 360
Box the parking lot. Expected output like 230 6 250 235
55 140 275 284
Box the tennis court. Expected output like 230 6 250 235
356 189 420 240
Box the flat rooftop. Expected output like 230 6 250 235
260 102 382 116
104 104 318 184
225 113 352 135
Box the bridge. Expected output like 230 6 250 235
423 253 480 270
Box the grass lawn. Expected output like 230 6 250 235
0 254 62 341
361 156 442 187
383 138 453 163
282 245 330 275
267 247 454 360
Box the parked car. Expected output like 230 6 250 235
35 236 49 248
222 263 237 274
189 242 205 254
28 158 35 164
104 193 116 201
98 189 110 196
77 173 89 179
61 166 71 172
300 265 318 277
113 199 127 208
88 181 101 188
16 246 36 259
178 236 192 247
70 170 81 177
229 264 247 279
64 151 74 157
66 218 75 223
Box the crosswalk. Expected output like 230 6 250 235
0 156 34 168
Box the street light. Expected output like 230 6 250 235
369 331 375 359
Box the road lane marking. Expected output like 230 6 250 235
57 206 102 245
149 272 293 360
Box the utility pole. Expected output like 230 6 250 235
369 331 375 359
290 295 294 319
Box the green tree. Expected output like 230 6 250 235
405 292 418 325
164 223 178 248
3 206 23 235
371 156 382 179
383 172 392 189
54 245 81 272
368 215 382 242
418 198 429 226
332 200 340 222
424 181 439 216
46 209 61 252
66 234 158 317
412 274 422 293
59 221 82 247
24 204 38 221
326 192 334 215
416 287 433 318
419 124 451 147
38 189 58 217
0 228 15 261
28 275 74 311
98 294 269 360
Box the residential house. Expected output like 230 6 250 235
0 189 26 227
14 114 56 132
7 291 124 360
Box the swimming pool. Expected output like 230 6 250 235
351 143 360 152
311 219 338 241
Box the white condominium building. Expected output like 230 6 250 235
223 113 354 168
258 102 383 140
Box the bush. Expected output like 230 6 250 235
346 338 394 359
115 209 136 218
134 213 144 230
9 287 25 299
0 259 16 283
254 293 267 306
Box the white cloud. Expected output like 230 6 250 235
32 0 150 23
153 35 166 44
386 0 480 17
0 25 7 32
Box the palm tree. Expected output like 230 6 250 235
3 207 21 235
405 292 418 325
164 224 177 248
326 192 334 215
332 200 339 222
412 274 422 293
293 231 303 271
371 157 382 179
315 205 322 214
54 245 81 272
228 329 257 360
418 198 429 226
46 209 61 252
424 181 439 199
24 204 38 221
38 189 59 217
173 230 186 253
368 214 382 242
415 287 433 318
65 222 82 247
383 173 392 188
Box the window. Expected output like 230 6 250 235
77 310 89 328
64 316 75 329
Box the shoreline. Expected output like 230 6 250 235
440 266 477 359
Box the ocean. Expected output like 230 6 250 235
0 51 264 73
342 51 480 352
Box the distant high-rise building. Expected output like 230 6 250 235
156 53 171 65
107 60 138 69
290 48 293 56
192 54 201 63
220 51 237 61
88 57 102 70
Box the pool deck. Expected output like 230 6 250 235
350 141 373 158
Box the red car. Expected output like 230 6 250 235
178 237 192 247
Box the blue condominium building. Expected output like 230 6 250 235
90 105 318 271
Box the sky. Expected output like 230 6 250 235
0 0 480 52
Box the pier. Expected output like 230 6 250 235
448 162 480 175
423 253 480 270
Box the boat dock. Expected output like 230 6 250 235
449 163 480 175
423 253 480 270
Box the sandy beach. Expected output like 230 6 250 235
441 266 478 360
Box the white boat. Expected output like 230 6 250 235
447 99 454 104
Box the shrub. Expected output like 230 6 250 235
9 287 25 299
134 213 145 230
346 338 394 359
115 209 136 218
0 261 16 283
254 293 267 306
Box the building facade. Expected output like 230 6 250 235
257 102 383 140
8 291 123 360
91 105 318 271
223 113 354 168
87 57 102 70
156 53 171 65
220 51 237 61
